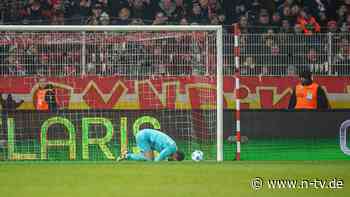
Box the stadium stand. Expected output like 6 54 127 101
0 0 349 76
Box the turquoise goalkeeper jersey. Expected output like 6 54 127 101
136 129 177 161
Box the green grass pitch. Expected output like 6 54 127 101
0 161 349 197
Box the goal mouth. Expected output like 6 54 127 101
0 25 224 162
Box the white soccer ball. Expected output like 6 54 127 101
191 150 204 161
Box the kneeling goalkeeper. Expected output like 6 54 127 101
118 128 185 162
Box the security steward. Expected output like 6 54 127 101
288 70 330 109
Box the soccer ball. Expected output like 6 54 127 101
191 150 204 161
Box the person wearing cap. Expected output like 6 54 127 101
288 70 330 110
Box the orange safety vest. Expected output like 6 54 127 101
36 89 48 110
295 82 319 109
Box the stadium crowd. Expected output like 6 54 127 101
0 0 349 76
0 0 348 33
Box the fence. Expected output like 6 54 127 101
0 31 350 76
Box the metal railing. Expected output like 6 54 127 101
224 33 350 76
0 31 349 76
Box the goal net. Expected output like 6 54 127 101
0 26 224 161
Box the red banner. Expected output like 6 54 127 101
0 76 349 109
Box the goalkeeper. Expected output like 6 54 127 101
117 128 185 162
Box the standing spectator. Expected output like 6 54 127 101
198 0 210 20
333 37 350 75
111 7 130 25
271 12 282 30
254 9 270 33
49 8 65 25
327 20 338 33
45 84 58 111
0 93 24 151
288 69 330 109
158 0 176 21
99 12 110 25
86 3 103 23
2 0 24 24
317 11 328 30
172 0 188 23
296 8 321 35
24 0 45 25
280 18 293 33
223 0 252 24
189 2 208 24
0 93 24 111
302 47 328 75
68 0 91 25
152 11 168 25
238 15 250 33
336 4 348 24
303 0 333 22
340 14 350 32
130 0 153 23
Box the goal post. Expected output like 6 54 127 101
0 25 224 161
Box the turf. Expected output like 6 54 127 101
0 161 349 197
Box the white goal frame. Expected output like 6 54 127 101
0 25 224 161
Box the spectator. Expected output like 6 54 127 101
317 11 328 30
50 10 65 25
99 12 110 25
198 0 210 20
336 4 348 24
208 0 223 17
223 0 252 24
271 12 282 30
254 9 270 33
303 0 328 21
281 5 294 24
280 18 293 33
0 93 24 111
302 47 328 75
158 0 176 21
86 3 103 24
327 20 338 33
290 4 301 18
7 53 26 76
189 2 209 24
172 0 188 23
44 84 58 111
340 14 350 32
24 0 46 25
130 0 153 23
333 37 350 75
70 0 91 25
111 7 130 25
296 8 321 35
238 15 250 33
152 11 168 25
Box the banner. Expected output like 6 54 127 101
0 110 349 160
0 76 350 110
